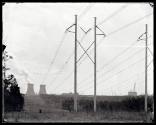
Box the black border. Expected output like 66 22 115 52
1 1 155 124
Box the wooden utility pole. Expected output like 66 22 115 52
67 16 105 112
94 17 97 112
145 24 148 114
74 15 78 112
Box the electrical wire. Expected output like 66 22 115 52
79 70 145 94
78 12 153 66
98 4 128 26
41 33 67 85
52 11 153 94
78 3 95 21
49 32 90 92
78 46 144 89
80 56 146 92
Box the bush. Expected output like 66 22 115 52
122 95 153 112
97 101 109 111
79 99 93 112
61 95 153 112
62 98 73 112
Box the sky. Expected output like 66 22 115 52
2 2 153 95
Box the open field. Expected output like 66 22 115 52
4 111 146 123
3 94 153 123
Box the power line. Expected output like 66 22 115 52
78 46 144 89
77 12 152 94
63 13 152 91
57 7 130 86
80 70 145 94
97 56 145 85
49 32 90 93
74 12 153 90
99 41 140 71
78 47 144 90
106 13 153 37
85 4 128 30
51 22 94 86
49 38 84 85
41 32 67 85
54 11 153 94
57 39 99 90
78 3 95 21
108 71 145 91
52 70 74 93
79 12 153 65
78 39 142 87
117 66 153 95
58 26 90 69
80 56 145 92
114 67 153 95
96 48 144 81
53 37 95 92
98 4 128 26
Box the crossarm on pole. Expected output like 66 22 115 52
137 32 146 41
65 24 75 33
96 26 106 37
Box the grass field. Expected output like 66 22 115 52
3 94 153 123
4 111 146 123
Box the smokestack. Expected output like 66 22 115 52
26 83 35 95
39 84 47 95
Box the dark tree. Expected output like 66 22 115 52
4 74 24 112
2 45 24 112
62 98 74 112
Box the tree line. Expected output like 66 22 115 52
2 44 24 112
62 95 153 112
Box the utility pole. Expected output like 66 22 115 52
137 24 149 122
67 16 105 112
74 15 78 112
94 17 97 112
145 24 148 116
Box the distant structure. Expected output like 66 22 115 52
39 84 47 95
128 91 137 96
128 83 137 96
62 92 79 96
26 83 35 95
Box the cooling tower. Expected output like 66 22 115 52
39 84 47 95
26 83 35 95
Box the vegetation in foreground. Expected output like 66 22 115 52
4 110 146 122
62 95 153 112
3 45 24 112
4 94 153 123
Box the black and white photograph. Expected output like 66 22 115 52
2 2 154 123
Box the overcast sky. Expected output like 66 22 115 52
3 2 153 95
